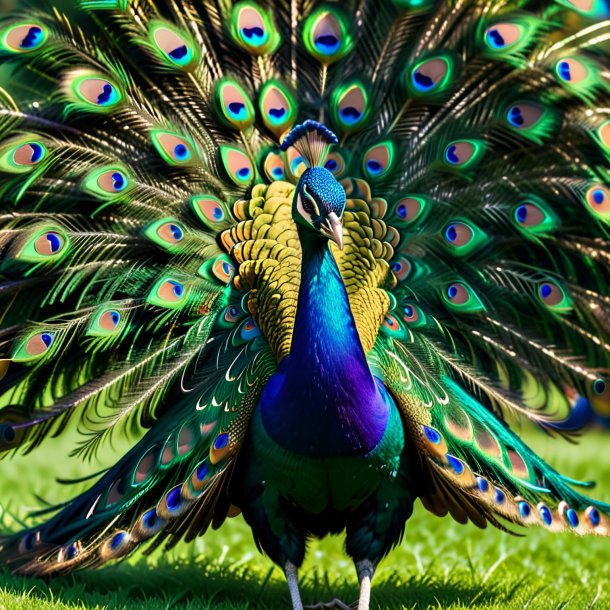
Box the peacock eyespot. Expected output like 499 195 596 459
443 219 488 256
165 486 182 511
503 101 556 143
238 8 268 46
199 255 235 284
142 509 159 530
151 130 197 166
231 3 279 55
518 501 531 518
12 331 56 362
593 378 606 395
264 151 286 181
64 543 79 561
537 280 572 313
149 22 198 70
555 58 589 84
559 0 610 20
34 232 63 256
12 142 45 166
444 222 470 245
512 198 558 235
147 277 188 309
403 305 416 321
192 196 228 229
587 506 601 526
21 532 37 552
69 73 124 111
196 460 208 481
446 454 464 474
104 310 120 328
391 255 412 281
259 82 297 136
220 146 254 186
506 103 543 129
408 56 453 96
145 219 187 250
447 283 466 303
216 79 255 130
158 222 184 243
596 121 610 153
423 425 442 445
0 138 48 173
238 318 261 342
566 507 579 528
87 308 123 338
313 14 340 53
476 476 489 493
363 141 395 180
1 23 48 53
442 282 485 313
393 196 429 225
32 333 52 353
381 314 406 338
402 303 427 327
538 504 553 525
331 82 369 132
484 23 522 50
583 185 610 221
224 306 240 323
481 19 540 58
1 425 16 444
215 260 235 283
443 140 485 169
214 433 229 450
83 166 133 200
303 7 352 64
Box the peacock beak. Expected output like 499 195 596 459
322 212 343 250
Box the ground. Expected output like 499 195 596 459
0 427 609 610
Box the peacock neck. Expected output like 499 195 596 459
287 227 374 392
259 226 390 457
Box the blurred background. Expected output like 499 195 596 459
0 1 609 609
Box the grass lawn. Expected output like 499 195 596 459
0 427 609 610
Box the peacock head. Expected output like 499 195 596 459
294 166 345 249
280 120 345 249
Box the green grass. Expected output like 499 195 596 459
0 429 609 609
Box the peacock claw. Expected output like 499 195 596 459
304 600 356 610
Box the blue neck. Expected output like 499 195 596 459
259 227 389 456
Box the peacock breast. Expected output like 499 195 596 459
247 397 406 515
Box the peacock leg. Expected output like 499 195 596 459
355 559 375 610
285 561 304 610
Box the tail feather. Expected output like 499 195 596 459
380 339 610 536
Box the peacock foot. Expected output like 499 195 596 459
304 600 356 610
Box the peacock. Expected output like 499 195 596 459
1 0 610 608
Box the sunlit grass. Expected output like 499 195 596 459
0 428 609 609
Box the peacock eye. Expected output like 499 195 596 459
302 184 321 218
